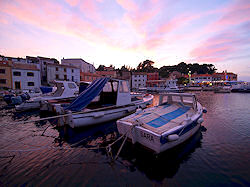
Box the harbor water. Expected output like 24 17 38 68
0 92 250 186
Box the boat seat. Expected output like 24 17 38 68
126 103 195 135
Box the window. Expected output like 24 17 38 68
72 76 74 81
64 75 67 80
15 81 21 89
112 82 118 91
28 82 34 86
64 68 66 72
56 74 59 79
68 83 76 88
27 72 34 76
13 71 21 76
119 81 129 92
72 69 74 73
103 82 112 92
0 69 5 74
0 79 6 84
56 67 59 71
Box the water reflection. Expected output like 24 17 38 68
118 128 204 181
58 119 205 181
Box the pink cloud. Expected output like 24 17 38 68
156 14 198 35
189 29 250 63
65 0 79 7
79 0 100 20
205 0 250 32
0 0 109 45
116 0 138 12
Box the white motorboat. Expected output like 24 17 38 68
147 80 182 93
117 92 206 154
214 86 231 93
53 78 153 128
231 82 250 93
15 81 79 111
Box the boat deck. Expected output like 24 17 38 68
125 103 195 134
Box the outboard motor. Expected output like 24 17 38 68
11 96 23 105
20 93 30 101
3 94 14 105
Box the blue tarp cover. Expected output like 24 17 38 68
65 78 109 112
40 86 53 94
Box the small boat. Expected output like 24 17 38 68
183 86 202 91
214 86 231 93
147 80 182 93
117 92 206 154
53 78 153 128
231 82 250 93
15 81 79 111
202 86 214 91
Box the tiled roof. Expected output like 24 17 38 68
12 63 39 71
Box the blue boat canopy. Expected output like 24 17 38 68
65 78 109 112
40 86 53 94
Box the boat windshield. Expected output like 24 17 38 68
119 81 129 93
52 83 64 97
160 93 197 111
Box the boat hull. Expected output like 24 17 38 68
67 105 137 128
117 114 202 154
117 98 204 154
15 101 40 111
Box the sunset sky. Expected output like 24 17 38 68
0 0 250 80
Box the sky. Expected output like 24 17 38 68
0 0 250 81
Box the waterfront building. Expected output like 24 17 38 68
80 72 101 82
131 72 147 89
116 71 131 80
146 72 159 87
61 58 96 73
0 60 13 89
183 74 213 83
212 72 237 81
12 63 41 90
96 71 117 78
47 63 80 85
36 56 59 85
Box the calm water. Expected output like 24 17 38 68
0 92 250 186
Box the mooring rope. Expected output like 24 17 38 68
0 103 138 127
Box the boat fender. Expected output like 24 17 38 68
127 108 135 113
197 117 204 124
93 112 105 118
54 104 63 114
135 108 142 115
202 107 207 113
167 134 179 141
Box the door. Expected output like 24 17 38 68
15 81 21 89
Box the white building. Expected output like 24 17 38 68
61 58 96 73
131 72 147 89
27 56 59 85
190 74 213 83
47 64 80 85
12 63 41 91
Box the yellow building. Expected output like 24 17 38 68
0 60 12 89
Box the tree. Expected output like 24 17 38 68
137 59 156 72
97 65 105 71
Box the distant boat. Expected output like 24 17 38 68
202 86 214 91
214 86 231 93
231 82 250 93
117 92 206 154
15 81 79 111
52 78 154 128
147 80 182 93
183 85 202 91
